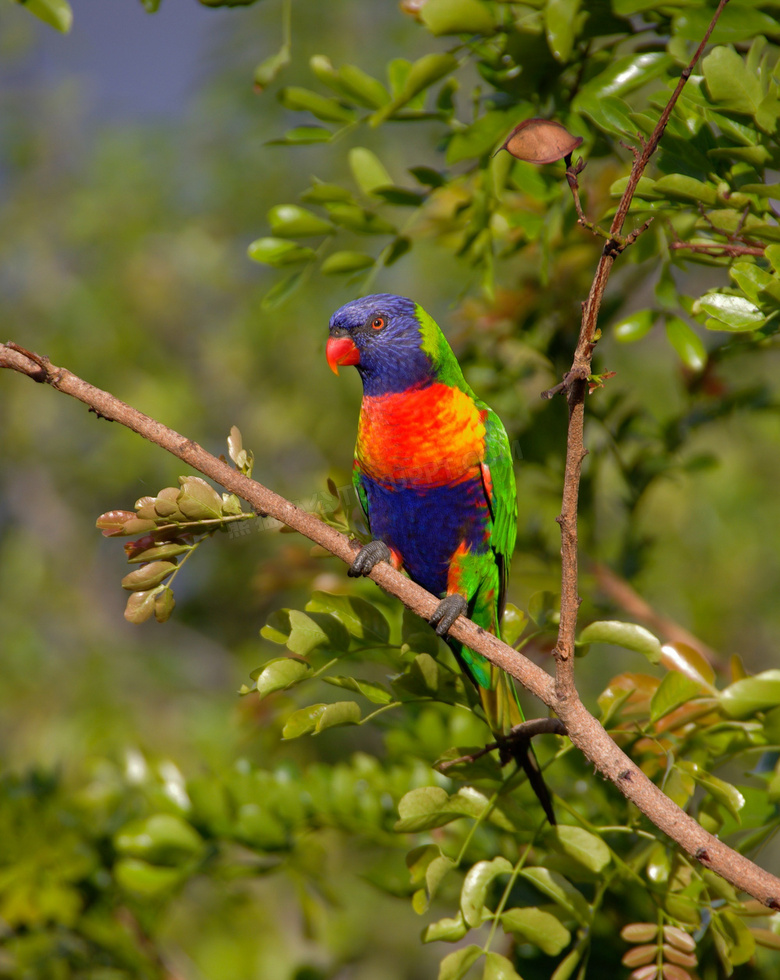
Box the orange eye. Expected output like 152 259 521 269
371 316 385 330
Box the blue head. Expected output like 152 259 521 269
327 293 434 396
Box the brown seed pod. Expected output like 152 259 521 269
498 117 583 164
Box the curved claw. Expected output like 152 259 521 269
430 594 468 636
348 539 392 578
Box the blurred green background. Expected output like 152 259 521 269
3 1 780 976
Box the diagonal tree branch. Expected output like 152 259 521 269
2 339 779 909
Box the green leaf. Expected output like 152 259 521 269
17 0 72 32
279 86 356 123
577 621 662 664
703 46 762 116
114 858 183 898
306 591 390 644
124 590 159 624
349 147 394 196
315 700 361 732
154 586 175 623
269 126 333 145
614 309 655 343
482 951 522 980
287 609 350 655
121 561 177 592
268 204 333 238
321 251 376 275
575 52 672 101
501 603 527 647
114 815 203 865
421 0 495 36
678 761 745 822
438 944 483 980
322 675 393 704
422 912 469 943
545 0 581 63
665 316 706 372
650 671 702 723
395 786 452 832
372 53 458 124
501 906 572 956
547 826 611 873
697 292 766 331
177 476 223 520
720 670 780 718
247 237 316 267
653 174 718 207
281 700 361 738
729 262 777 305
325 203 396 235
338 64 390 108
253 43 290 91
460 856 513 927
254 657 313 699
517 867 590 925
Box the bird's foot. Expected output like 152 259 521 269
348 539 392 578
430 594 468 637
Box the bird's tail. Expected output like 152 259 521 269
479 664 556 826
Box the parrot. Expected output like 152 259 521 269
326 293 555 824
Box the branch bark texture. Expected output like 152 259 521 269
2 340 779 909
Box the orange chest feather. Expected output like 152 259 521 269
356 383 486 486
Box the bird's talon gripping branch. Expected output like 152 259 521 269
348 539 392 578
430 594 468 637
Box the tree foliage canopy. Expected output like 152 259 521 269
3 0 780 978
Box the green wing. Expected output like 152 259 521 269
352 457 371 531
480 406 518 623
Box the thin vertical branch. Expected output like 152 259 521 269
549 0 730 701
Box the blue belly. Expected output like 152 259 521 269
362 473 489 597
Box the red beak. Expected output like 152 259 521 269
326 335 360 375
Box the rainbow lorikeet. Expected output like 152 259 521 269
327 293 555 824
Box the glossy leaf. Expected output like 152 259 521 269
720 669 780 718
614 309 655 342
547 825 611 873
349 147 394 196
422 912 469 943
438 945 482 980
697 292 765 331
545 0 581 63
268 204 333 238
421 0 494 36
650 671 702 723
247 237 316 266
279 86 356 123
178 476 223 520
665 317 706 372
578 621 662 663
482 951 522 980
287 609 350 655
321 250 375 275
121 561 177 592
322 674 393 703
518 867 590 925
460 856 512 927
659 642 716 691
703 46 762 115
115 814 203 865
501 906 572 955
18 0 72 32
254 657 312 699
306 591 390 644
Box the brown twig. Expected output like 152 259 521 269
669 241 766 258
438 718 567 770
2 339 780 908
548 0 730 705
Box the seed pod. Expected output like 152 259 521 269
498 117 583 164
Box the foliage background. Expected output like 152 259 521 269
2 0 780 978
